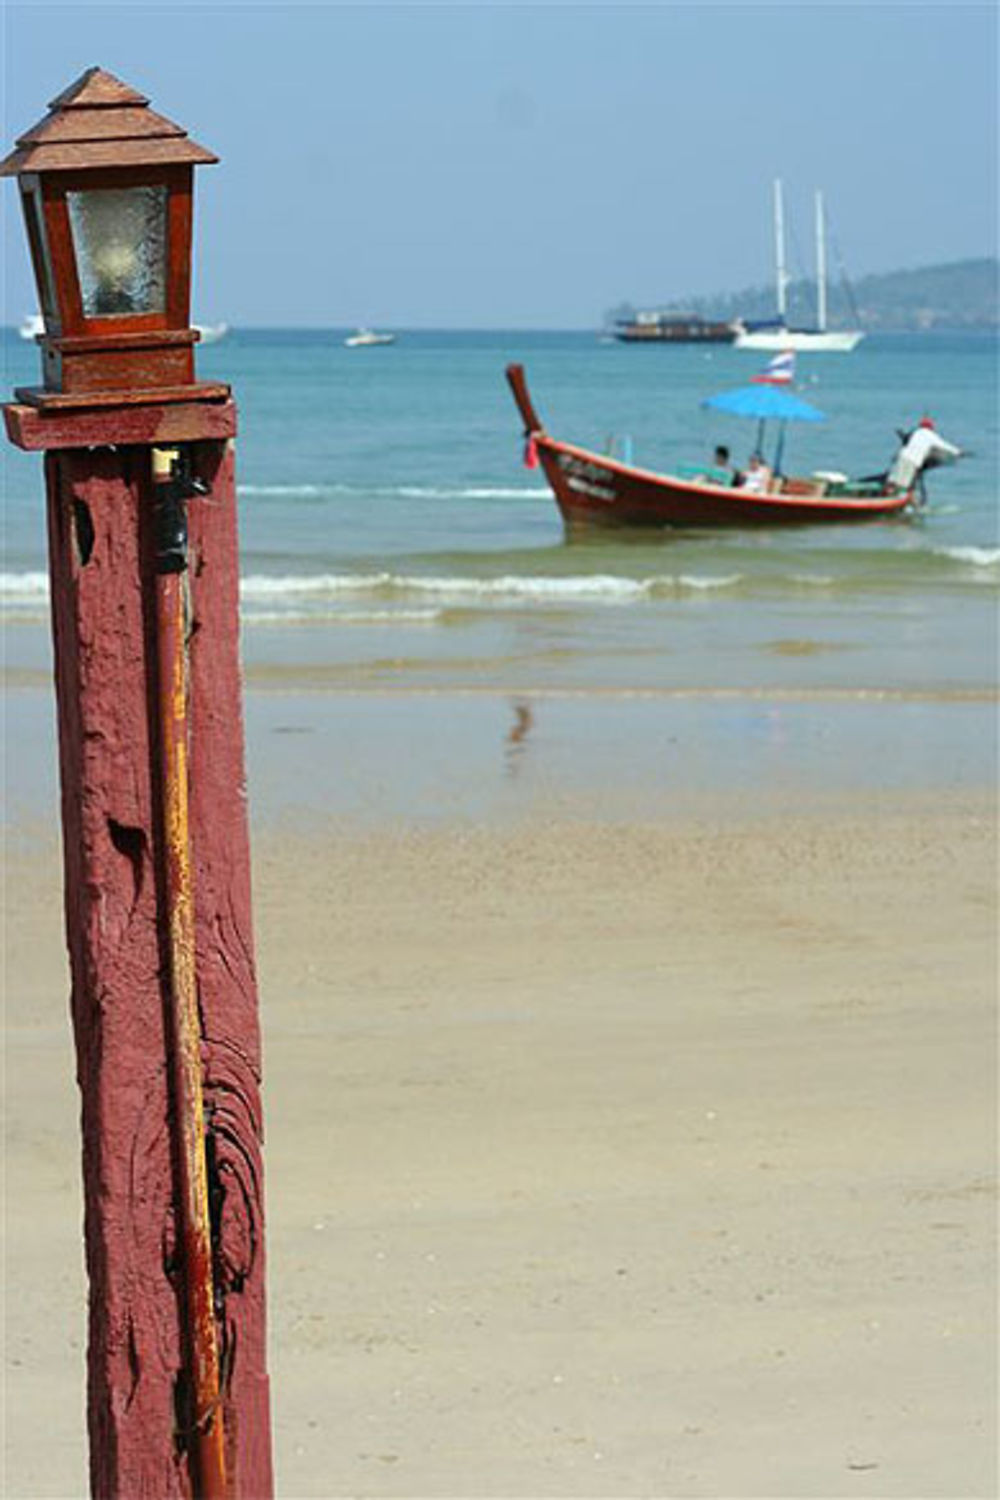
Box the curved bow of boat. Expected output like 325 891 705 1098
506 363 545 437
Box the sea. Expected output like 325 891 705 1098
2 327 998 824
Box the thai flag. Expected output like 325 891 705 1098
753 350 796 385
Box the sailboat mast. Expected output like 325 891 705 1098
815 190 828 333
774 178 789 323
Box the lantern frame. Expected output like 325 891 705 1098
2 68 224 408
24 163 193 335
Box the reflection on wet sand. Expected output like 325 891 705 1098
505 700 534 776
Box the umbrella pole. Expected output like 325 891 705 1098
756 417 765 456
775 419 787 476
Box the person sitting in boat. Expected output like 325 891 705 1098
739 452 773 493
713 445 740 485
887 417 962 492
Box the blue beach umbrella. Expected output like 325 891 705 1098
703 384 826 422
702 383 826 475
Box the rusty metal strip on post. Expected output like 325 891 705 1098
151 445 227 1499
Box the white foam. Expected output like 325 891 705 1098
939 546 1000 568
239 484 326 497
4 568 677 609
458 487 550 499
239 571 650 602
240 573 385 597
337 608 443 624
239 483 548 501
675 574 742 591
238 571 754 604
244 607 443 626
395 486 549 500
238 567 755 603
404 573 650 600
0 572 50 602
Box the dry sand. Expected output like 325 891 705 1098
3 790 997 1497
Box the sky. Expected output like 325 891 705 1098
2 1 997 328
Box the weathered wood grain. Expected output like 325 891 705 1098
42 432 271 1498
5 395 236 450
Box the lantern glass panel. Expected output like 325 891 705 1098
67 185 168 317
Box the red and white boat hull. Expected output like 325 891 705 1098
507 364 912 530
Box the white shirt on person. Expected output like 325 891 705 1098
741 463 771 493
888 427 961 490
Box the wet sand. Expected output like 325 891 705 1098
3 691 997 1497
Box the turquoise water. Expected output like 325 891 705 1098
2 328 997 693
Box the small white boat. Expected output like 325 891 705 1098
195 322 228 344
735 182 865 353
20 313 229 344
344 328 396 348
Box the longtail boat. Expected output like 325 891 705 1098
506 363 922 530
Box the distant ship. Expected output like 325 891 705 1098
18 313 43 340
612 311 738 345
345 328 396 348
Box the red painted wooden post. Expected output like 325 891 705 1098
4 71 272 1500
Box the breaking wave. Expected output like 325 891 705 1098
238 572 744 605
936 545 1000 569
239 484 327 497
239 483 549 500
2 546 995 625
1 568 747 618
246 607 445 626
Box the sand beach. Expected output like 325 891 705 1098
3 303 997 1500
3 676 996 1498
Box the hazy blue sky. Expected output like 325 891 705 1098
2 2 997 327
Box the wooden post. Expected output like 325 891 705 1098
5 399 273 1498
3 70 271 1495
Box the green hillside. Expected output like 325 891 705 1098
611 258 998 332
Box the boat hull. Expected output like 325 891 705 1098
535 438 910 529
614 319 737 344
735 327 865 353
345 331 396 347
507 363 912 530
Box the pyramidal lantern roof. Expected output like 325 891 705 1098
0 66 218 176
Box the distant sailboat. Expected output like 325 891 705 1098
735 181 865 353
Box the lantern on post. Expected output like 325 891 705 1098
3 69 272 1500
5 66 220 403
